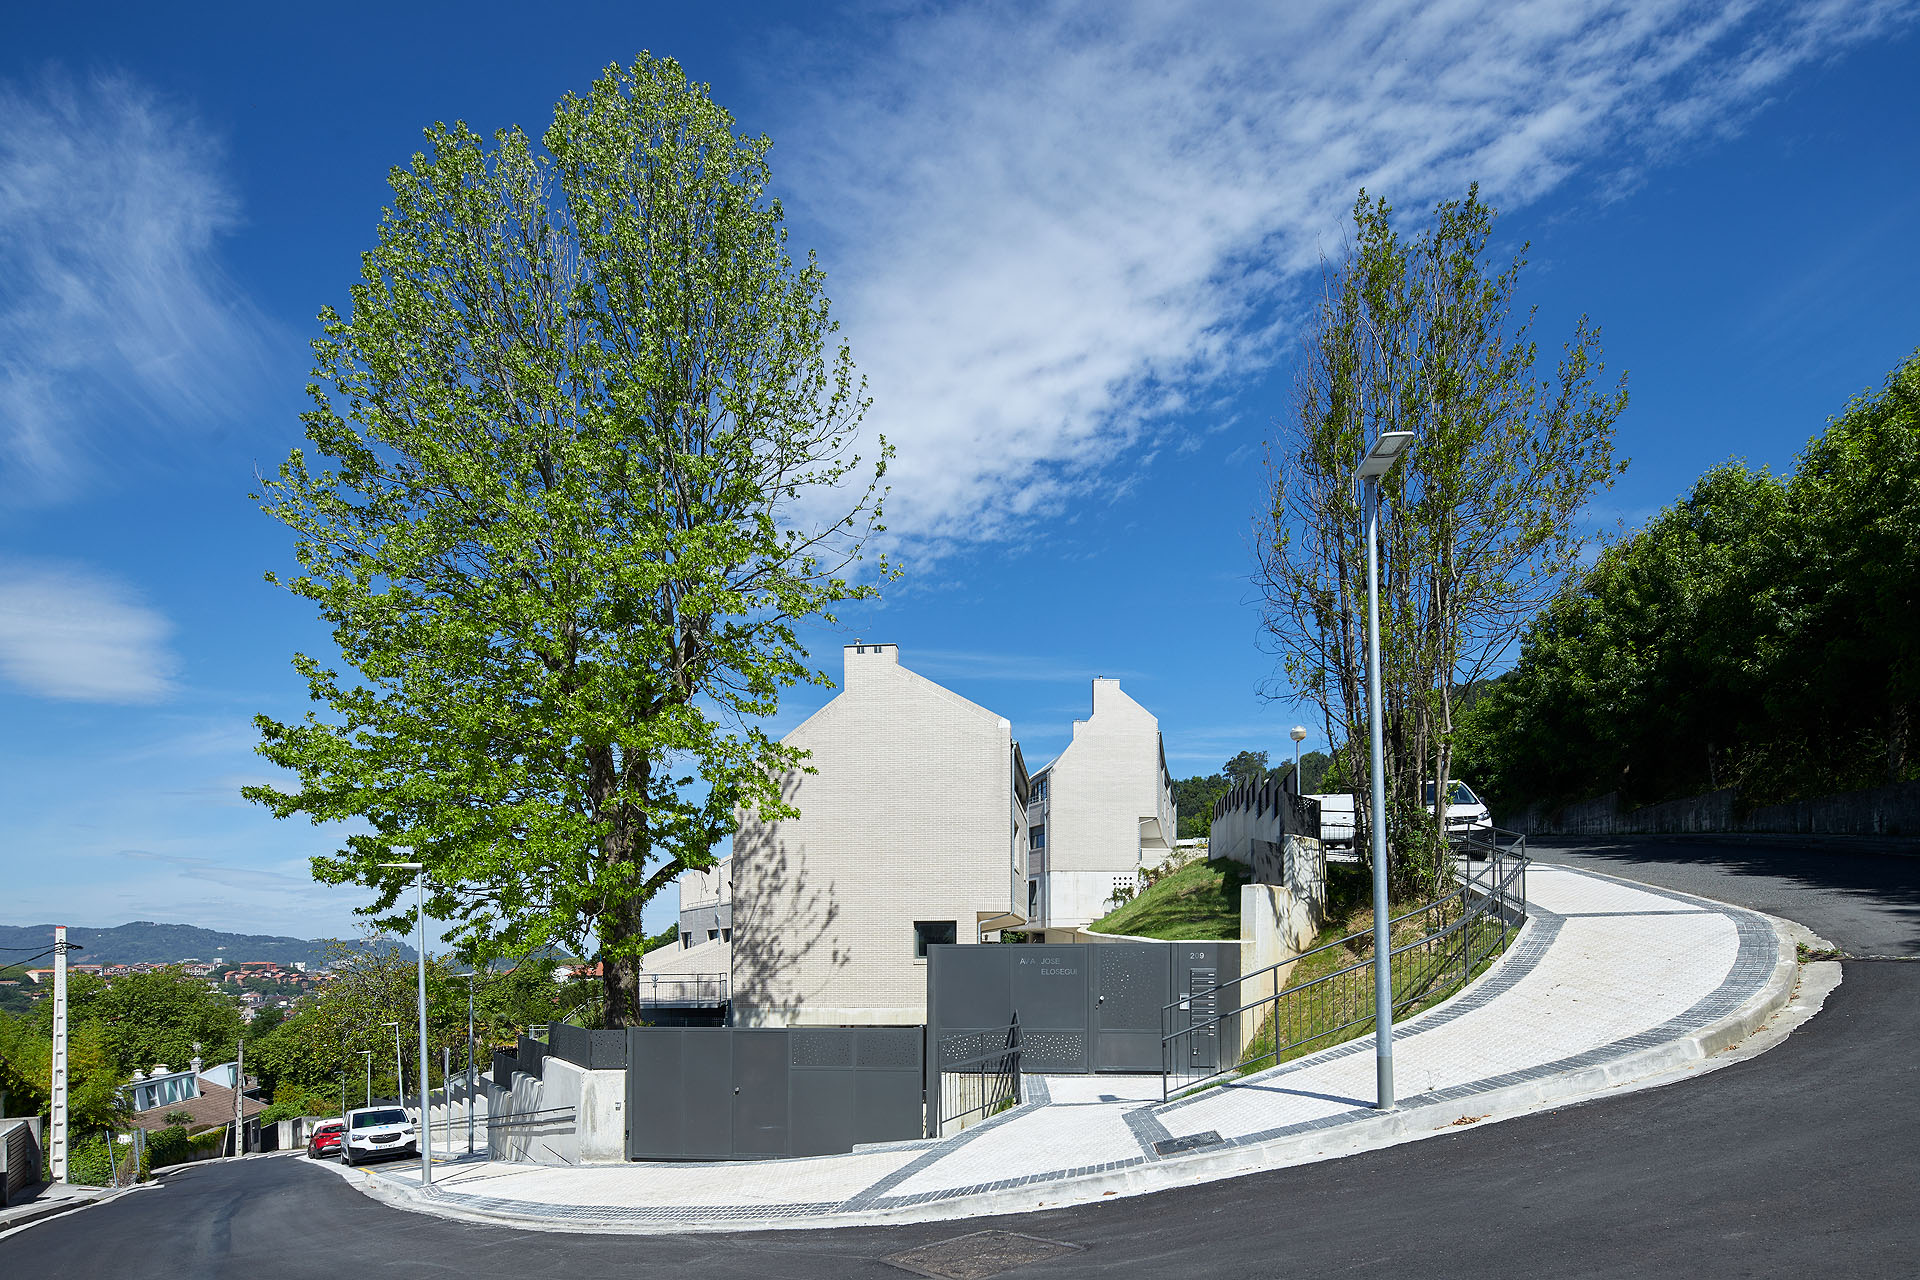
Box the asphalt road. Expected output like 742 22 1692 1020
7 837 1916 1279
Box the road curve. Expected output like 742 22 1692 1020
5 837 1915 1279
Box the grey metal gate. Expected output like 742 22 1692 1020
624 1026 923 1160
928 942 1239 1076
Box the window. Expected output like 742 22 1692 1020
1030 824 1045 850
1027 879 1039 919
913 921 957 958
1031 777 1048 803
681 933 693 949
721 927 731 943
707 928 719 942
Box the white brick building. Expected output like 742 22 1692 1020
729 644 1031 1026
1025 678 1176 934
641 857 732 985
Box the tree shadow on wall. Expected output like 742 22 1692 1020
729 771 848 1025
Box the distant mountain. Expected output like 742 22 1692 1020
0 921 415 969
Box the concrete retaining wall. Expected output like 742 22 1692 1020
2 1118 44 1205
487 1055 625 1166
1515 779 1920 839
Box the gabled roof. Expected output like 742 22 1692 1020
128 1079 266 1132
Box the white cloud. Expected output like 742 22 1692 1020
0 71 266 500
0 560 178 702
774 0 1914 544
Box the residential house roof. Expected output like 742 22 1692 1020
129 1080 265 1133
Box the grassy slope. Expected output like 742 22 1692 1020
1090 859 1250 940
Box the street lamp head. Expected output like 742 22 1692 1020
1354 431 1415 480
378 861 424 871
1290 725 1309 743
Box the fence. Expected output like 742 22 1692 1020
930 1015 1021 1137
1162 829 1529 1100
546 1022 629 1070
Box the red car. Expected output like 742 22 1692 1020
307 1121 345 1158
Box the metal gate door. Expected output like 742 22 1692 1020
626 1026 923 1160
1093 946 1169 1070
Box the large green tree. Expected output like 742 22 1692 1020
248 54 889 1027
1460 349 1920 813
1258 188 1627 893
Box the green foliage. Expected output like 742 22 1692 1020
246 52 891 1029
1224 751 1269 787
1462 350 1920 813
1171 770 1232 839
1258 186 1626 895
247 941 597 1104
0 1009 127 1130
1090 860 1249 940
146 1123 193 1168
49 967 244 1075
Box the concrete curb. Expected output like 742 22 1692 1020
343 906 1816 1236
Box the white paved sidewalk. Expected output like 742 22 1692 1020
341 864 1805 1233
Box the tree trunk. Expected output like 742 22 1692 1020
598 909 645 1030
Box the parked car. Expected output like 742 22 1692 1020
339 1106 417 1166
1308 780 1490 848
307 1121 344 1159
1424 779 1492 835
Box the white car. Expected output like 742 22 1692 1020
1425 779 1492 834
340 1105 417 1166
1307 781 1491 847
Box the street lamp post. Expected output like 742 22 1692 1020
383 1021 403 1102
360 1050 372 1107
1355 429 1414 1112
1290 724 1308 796
464 970 478 1156
380 861 434 1188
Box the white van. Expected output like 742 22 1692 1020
1307 780 1490 847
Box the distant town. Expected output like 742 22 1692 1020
1 956 334 1022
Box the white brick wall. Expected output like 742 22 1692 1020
1029 678 1175 931
731 644 1026 1026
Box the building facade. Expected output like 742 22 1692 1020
729 643 1030 1026
1026 678 1176 934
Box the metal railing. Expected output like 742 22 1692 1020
930 1014 1022 1137
1162 830 1528 1101
639 972 729 1006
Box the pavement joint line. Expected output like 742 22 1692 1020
331 864 1814 1235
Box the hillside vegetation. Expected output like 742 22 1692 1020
1090 860 1249 939
1459 350 1920 814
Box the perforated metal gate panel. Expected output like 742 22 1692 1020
1094 946 1167 1070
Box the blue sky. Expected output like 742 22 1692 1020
3 1 1917 946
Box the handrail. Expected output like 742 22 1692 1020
1162 830 1528 1101
931 1013 1021 1137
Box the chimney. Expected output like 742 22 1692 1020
843 641 899 688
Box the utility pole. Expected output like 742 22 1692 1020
51 925 68 1183
233 1040 246 1157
